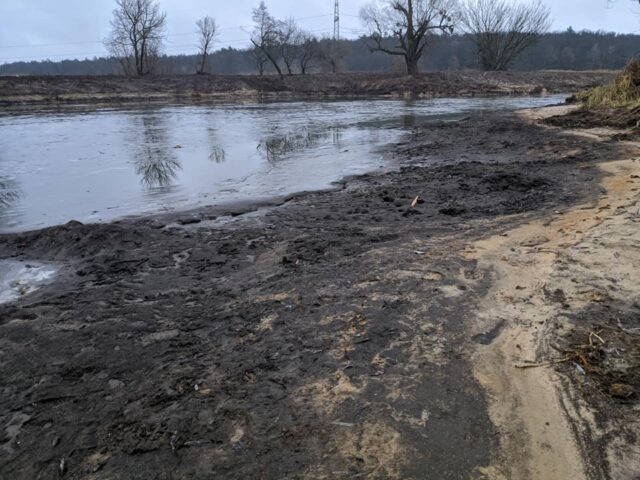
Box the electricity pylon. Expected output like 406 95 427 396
333 0 340 41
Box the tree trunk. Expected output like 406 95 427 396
251 40 283 79
264 51 283 78
406 56 419 76
198 54 207 74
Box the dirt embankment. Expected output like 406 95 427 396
0 70 617 106
1 105 639 479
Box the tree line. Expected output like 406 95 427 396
2 0 637 77
100 0 553 77
2 29 638 77
0 29 640 75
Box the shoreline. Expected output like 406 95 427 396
1 104 639 479
0 70 616 107
0 93 567 235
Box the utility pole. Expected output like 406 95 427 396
333 0 340 41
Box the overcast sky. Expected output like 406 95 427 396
1 0 639 64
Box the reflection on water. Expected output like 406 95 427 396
133 114 182 189
258 128 339 163
209 145 226 163
402 114 417 128
0 95 566 232
207 126 227 163
0 176 21 208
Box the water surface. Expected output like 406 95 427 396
0 95 564 232
0 260 56 304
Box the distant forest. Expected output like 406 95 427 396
1 29 638 76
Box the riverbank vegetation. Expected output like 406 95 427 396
545 59 640 135
576 58 640 109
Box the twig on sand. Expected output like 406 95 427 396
589 330 605 346
616 318 640 336
514 356 572 369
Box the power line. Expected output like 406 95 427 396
0 14 337 50
0 6 366 63
0 28 341 62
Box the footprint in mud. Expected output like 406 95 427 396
172 250 191 269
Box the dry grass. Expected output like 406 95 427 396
576 59 640 109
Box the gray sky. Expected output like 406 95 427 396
1 0 639 64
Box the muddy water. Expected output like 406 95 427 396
0 95 564 232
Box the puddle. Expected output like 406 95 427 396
0 95 565 233
0 260 57 304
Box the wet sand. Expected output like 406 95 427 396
1 105 639 479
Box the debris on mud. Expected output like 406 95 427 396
556 314 640 402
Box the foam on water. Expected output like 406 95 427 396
0 260 57 304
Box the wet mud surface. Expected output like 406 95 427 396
0 110 634 479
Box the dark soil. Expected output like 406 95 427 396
0 110 628 479
546 105 640 130
0 71 617 107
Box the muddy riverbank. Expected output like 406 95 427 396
1 105 639 479
0 70 616 107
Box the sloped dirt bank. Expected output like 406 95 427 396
0 106 638 479
0 70 616 107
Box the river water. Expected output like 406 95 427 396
0 95 564 233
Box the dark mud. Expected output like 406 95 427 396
545 105 640 143
0 111 627 479
546 105 640 128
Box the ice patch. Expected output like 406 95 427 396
0 260 56 304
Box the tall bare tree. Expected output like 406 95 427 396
298 34 319 74
318 39 344 74
460 0 551 71
196 16 217 74
278 18 300 75
250 1 283 78
252 46 268 75
360 0 456 76
105 0 167 76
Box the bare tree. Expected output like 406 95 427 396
252 46 268 75
360 0 456 76
196 16 217 74
318 38 345 74
278 18 300 75
460 0 551 71
105 0 167 76
298 33 319 74
250 1 283 78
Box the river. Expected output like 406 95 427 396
0 95 565 233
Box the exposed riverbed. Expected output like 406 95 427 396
1 101 639 479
